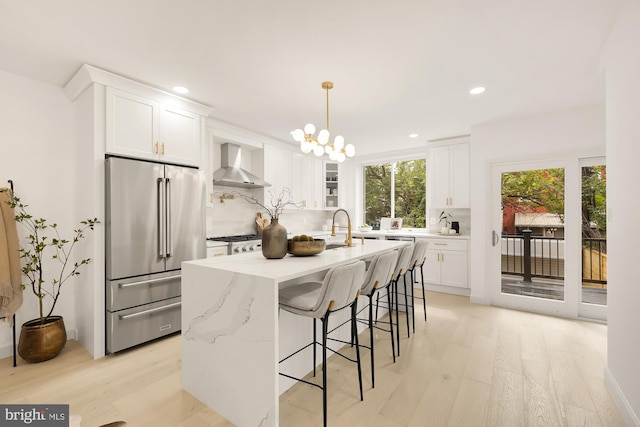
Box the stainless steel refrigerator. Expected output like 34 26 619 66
105 156 205 353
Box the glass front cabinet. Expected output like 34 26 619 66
324 162 338 209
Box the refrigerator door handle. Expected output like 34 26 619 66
157 177 165 259
165 177 173 257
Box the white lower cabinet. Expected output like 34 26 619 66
421 238 468 288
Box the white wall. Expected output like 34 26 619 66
0 70 80 357
469 104 606 306
602 0 640 424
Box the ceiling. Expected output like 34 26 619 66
0 0 623 156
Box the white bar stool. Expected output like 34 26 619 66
279 260 366 427
408 239 430 332
356 250 399 388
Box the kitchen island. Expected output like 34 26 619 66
181 239 408 427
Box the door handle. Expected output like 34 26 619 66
157 178 165 258
492 230 500 247
165 178 172 257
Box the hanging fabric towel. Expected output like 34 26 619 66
0 188 23 324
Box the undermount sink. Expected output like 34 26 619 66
326 243 347 250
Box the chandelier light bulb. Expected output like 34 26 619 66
333 135 344 150
328 150 338 161
313 145 324 157
300 141 313 154
344 144 355 157
336 152 346 162
325 145 334 154
304 123 316 135
292 129 305 142
317 129 330 145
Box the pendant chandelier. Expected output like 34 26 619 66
291 81 355 162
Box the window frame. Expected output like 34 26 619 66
361 155 427 229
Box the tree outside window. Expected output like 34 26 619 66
364 159 426 228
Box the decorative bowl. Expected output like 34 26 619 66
288 239 326 256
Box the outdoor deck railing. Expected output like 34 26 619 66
501 232 607 286
502 231 564 281
583 237 607 285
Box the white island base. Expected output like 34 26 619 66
181 240 407 426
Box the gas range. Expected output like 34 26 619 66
207 234 262 255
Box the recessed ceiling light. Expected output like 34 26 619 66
173 86 189 95
409 133 419 138
470 86 486 95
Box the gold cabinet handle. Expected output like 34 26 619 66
155 142 159 154
161 143 165 155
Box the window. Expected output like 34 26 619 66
364 159 426 228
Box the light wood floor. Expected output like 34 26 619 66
0 291 626 426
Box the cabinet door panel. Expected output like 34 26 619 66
159 106 200 166
449 143 470 208
441 250 468 288
423 249 441 284
429 146 450 208
106 87 157 160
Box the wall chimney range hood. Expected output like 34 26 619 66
212 143 271 189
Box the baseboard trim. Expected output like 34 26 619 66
605 366 640 426
424 283 470 297
0 327 78 362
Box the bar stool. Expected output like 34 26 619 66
407 240 430 332
279 260 366 427
356 250 399 388
376 243 414 356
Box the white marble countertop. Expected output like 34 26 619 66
303 229 469 240
186 239 409 281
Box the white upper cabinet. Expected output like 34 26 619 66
429 142 469 208
291 154 324 209
106 87 201 166
261 144 292 203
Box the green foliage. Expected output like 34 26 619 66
364 164 391 225
501 168 565 219
2 190 99 321
581 165 606 239
364 159 426 228
394 159 426 228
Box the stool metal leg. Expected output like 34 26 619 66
410 269 416 333
351 301 364 401
322 314 329 427
394 279 401 357
420 264 427 321
386 285 396 362
313 318 317 377
403 273 410 338
368 294 375 388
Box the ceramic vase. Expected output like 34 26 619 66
261 218 288 259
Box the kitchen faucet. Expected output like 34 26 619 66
331 208 353 247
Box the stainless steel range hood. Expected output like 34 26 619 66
212 143 271 189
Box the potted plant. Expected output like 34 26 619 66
230 188 302 259
439 211 452 233
2 190 98 362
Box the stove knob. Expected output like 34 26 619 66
242 246 249 252
233 247 241 253
249 245 256 251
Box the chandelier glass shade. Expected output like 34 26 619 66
291 81 355 162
